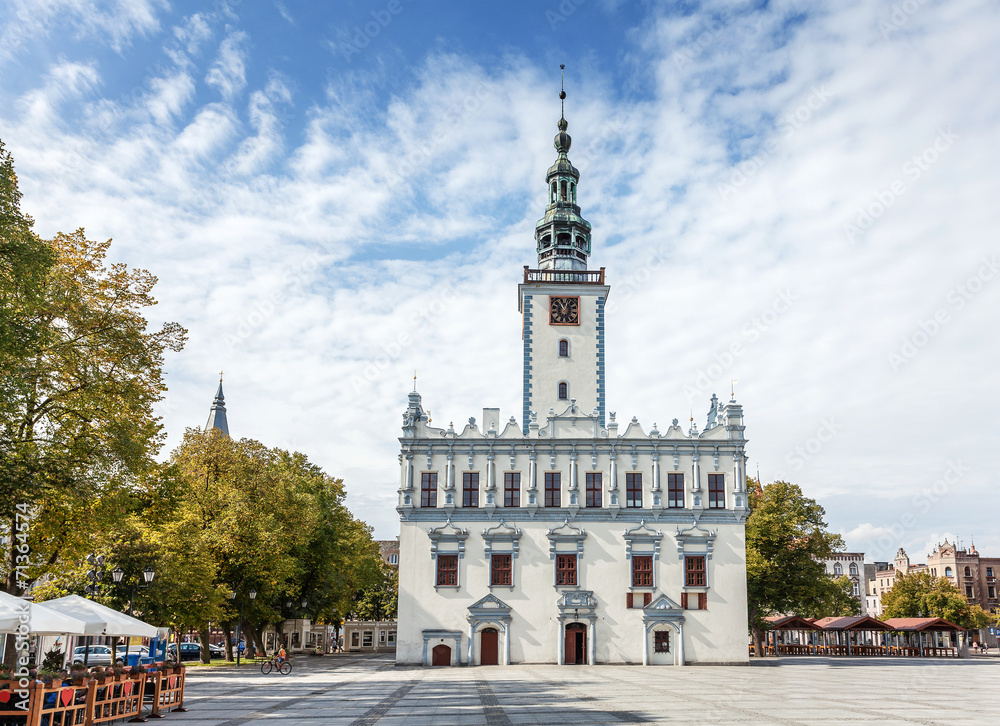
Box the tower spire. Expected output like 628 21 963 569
206 374 230 436
534 64 592 271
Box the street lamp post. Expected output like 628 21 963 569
82 554 107 667
112 565 155 665
229 589 256 667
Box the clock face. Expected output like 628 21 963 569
549 296 580 325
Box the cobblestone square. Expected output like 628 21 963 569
171 652 998 725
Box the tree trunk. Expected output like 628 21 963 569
198 627 211 664
752 624 765 658
222 623 234 662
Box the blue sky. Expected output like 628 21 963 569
2 0 1000 564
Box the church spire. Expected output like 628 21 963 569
206 372 230 436
535 65 592 271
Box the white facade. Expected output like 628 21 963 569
395 104 750 667
822 552 866 615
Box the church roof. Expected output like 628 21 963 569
206 378 229 436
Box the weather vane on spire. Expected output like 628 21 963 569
413 370 417 392
559 64 566 119
219 370 224 382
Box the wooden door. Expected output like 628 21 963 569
565 623 586 665
431 644 451 666
480 628 499 666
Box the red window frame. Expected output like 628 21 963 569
632 555 653 587
708 473 725 509
556 554 577 586
420 473 437 508
585 473 602 507
667 473 684 508
685 555 706 587
626 473 642 508
545 472 561 507
504 472 520 508
436 555 457 586
463 472 479 508
491 554 512 586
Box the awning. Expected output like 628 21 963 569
0 589 89 635
38 594 158 637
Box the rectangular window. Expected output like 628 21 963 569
626 592 653 608
380 631 386 642
421 472 438 508
545 472 561 507
988 567 994 577
556 554 577 586
989 586 996 599
351 632 359 647
463 472 479 508
626 473 642 508
667 473 684 508
708 474 725 509
585 473 602 507
387 632 396 644
632 555 653 587
363 631 373 647
504 472 520 507
966 585 973 597
685 555 706 587
436 554 458 586
681 593 707 610
654 631 670 653
491 554 512 586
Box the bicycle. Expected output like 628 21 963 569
260 657 292 675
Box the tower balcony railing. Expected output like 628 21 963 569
523 266 606 285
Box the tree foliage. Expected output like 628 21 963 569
746 479 858 655
881 571 992 630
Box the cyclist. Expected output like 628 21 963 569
277 645 287 664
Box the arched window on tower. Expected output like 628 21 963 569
551 182 557 202
540 234 551 249
833 562 843 575
558 382 568 400
570 182 576 203
560 180 567 200
964 566 971 577
945 566 953 578
558 339 569 357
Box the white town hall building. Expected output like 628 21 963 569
395 89 750 667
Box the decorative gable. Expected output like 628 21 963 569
428 518 469 560
623 520 663 560
546 519 587 559
675 520 716 560
483 521 522 559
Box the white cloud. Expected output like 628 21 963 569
205 30 249 101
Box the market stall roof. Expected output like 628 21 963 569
764 615 821 630
813 615 893 631
39 594 157 637
882 617 965 632
0 589 89 635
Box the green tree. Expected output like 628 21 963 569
881 571 992 630
746 479 858 656
353 561 398 622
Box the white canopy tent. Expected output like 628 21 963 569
39 594 158 637
0 589 88 635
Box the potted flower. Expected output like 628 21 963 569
0 664 13 683
128 664 145 678
170 661 183 674
91 666 107 684
112 663 125 681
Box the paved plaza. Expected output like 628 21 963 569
174 652 998 726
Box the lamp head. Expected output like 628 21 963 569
112 567 124 583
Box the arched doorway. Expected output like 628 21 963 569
431 644 451 666
564 623 587 665
480 628 499 665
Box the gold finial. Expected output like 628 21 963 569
731 379 738 399
219 370 224 382
559 64 566 119
413 370 417 392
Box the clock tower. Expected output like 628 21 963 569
518 80 609 432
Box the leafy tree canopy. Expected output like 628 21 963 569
881 571 992 630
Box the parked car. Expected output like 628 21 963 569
72 645 113 665
116 645 149 659
166 642 225 661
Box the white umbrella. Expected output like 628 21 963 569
39 594 157 637
0 589 89 635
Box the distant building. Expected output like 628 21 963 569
822 553 866 614
378 539 400 567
